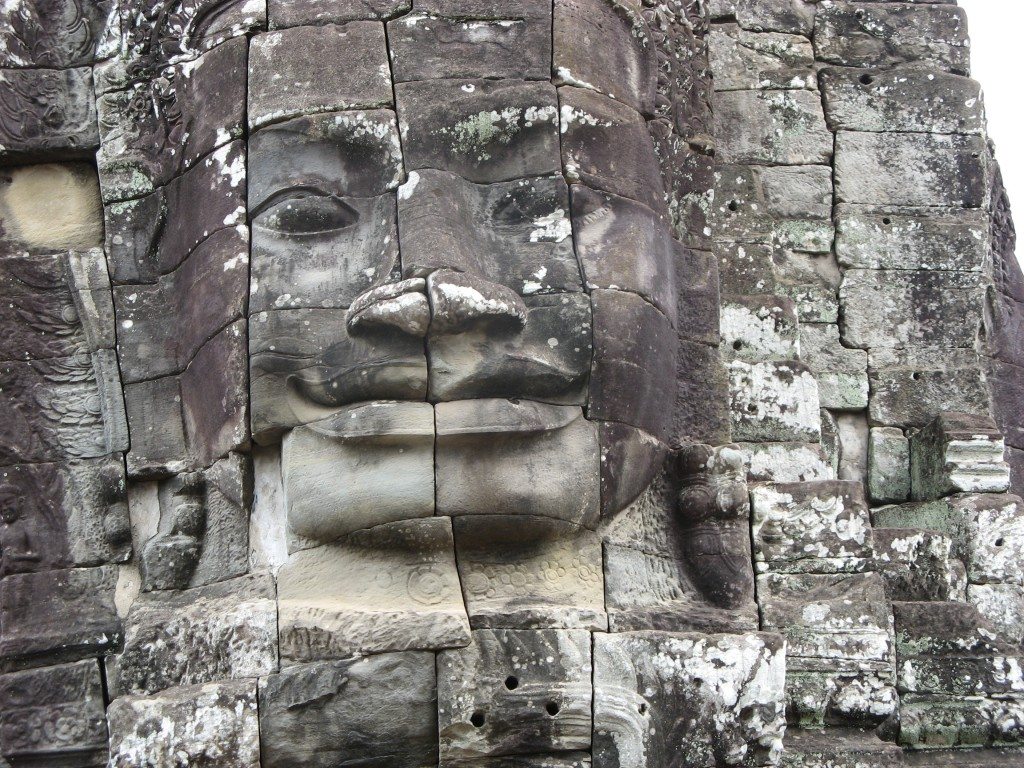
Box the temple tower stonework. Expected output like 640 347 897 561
0 1 1022 766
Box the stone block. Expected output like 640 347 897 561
0 659 107 767
867 347 989 430
558 87 667 216
675 248 722 347
814 2 969 73
759 572 893 665
714 89 831 165
872 495 1024 589
720 294 800 363
250 110 402 210
708 24 816 91
431 292 593 404
759 572 897 724
0 162 102 257
250 192 396 313
712 164 833 252
123 374 188 477
248 23 392 130
116 574 278 696
910 413 1010 501
590 290 676 441
115 226 249 383
726 0 817 35
259 652 438 768
728 360 821 443
554 0 657 115
840 269 985 351
179 320 250 469
673 339 733 447
799 323 868 411
780 728 904 768
104 141 247 279
598 422 667 519
868 427 911 505
970 583 1024 645
570 185 676 319
391 8 550 82
0 566 120 670
438 629 592 761
436 400 600 529
0 457 130 577
736 442 833 484
0 251 103 362
821 66 983 134
603 543 759 636
751 480 873 574
282 403 435 543
990 360 1024 451
96 37 247 201
249 308 428 442
397 78 560 184
277 517 470 662
107 681 260 768
0 67 98 160
398 169 581 296
453 517 606 630
835 204 988 272
835 131 988 208
593 631 786 768
894 601 1024 698
269 0 410 26
874 529 964 602
899 695 1006 750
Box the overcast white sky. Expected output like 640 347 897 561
959 0 1023 261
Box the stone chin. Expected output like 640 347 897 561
281 396 669 546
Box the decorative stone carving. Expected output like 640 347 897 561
0 659 108 767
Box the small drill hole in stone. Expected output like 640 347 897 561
733 340 743 351
727 200 740 212
996 538 1006 547
470 711 486 728
505 676 519 690
912 372 922 381
855 9 866 20
859 74 874 85
638 702 648 715
546 701 561 717
882 217 892 225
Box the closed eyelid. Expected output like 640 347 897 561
250 185 338 219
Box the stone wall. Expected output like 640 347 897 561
0 0 1022 766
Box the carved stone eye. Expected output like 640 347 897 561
257 195 359 236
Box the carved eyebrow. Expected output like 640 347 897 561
250 185 339 219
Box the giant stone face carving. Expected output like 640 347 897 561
247 10 679 548
16 0 1024 765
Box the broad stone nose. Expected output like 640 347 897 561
346 269 527 339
